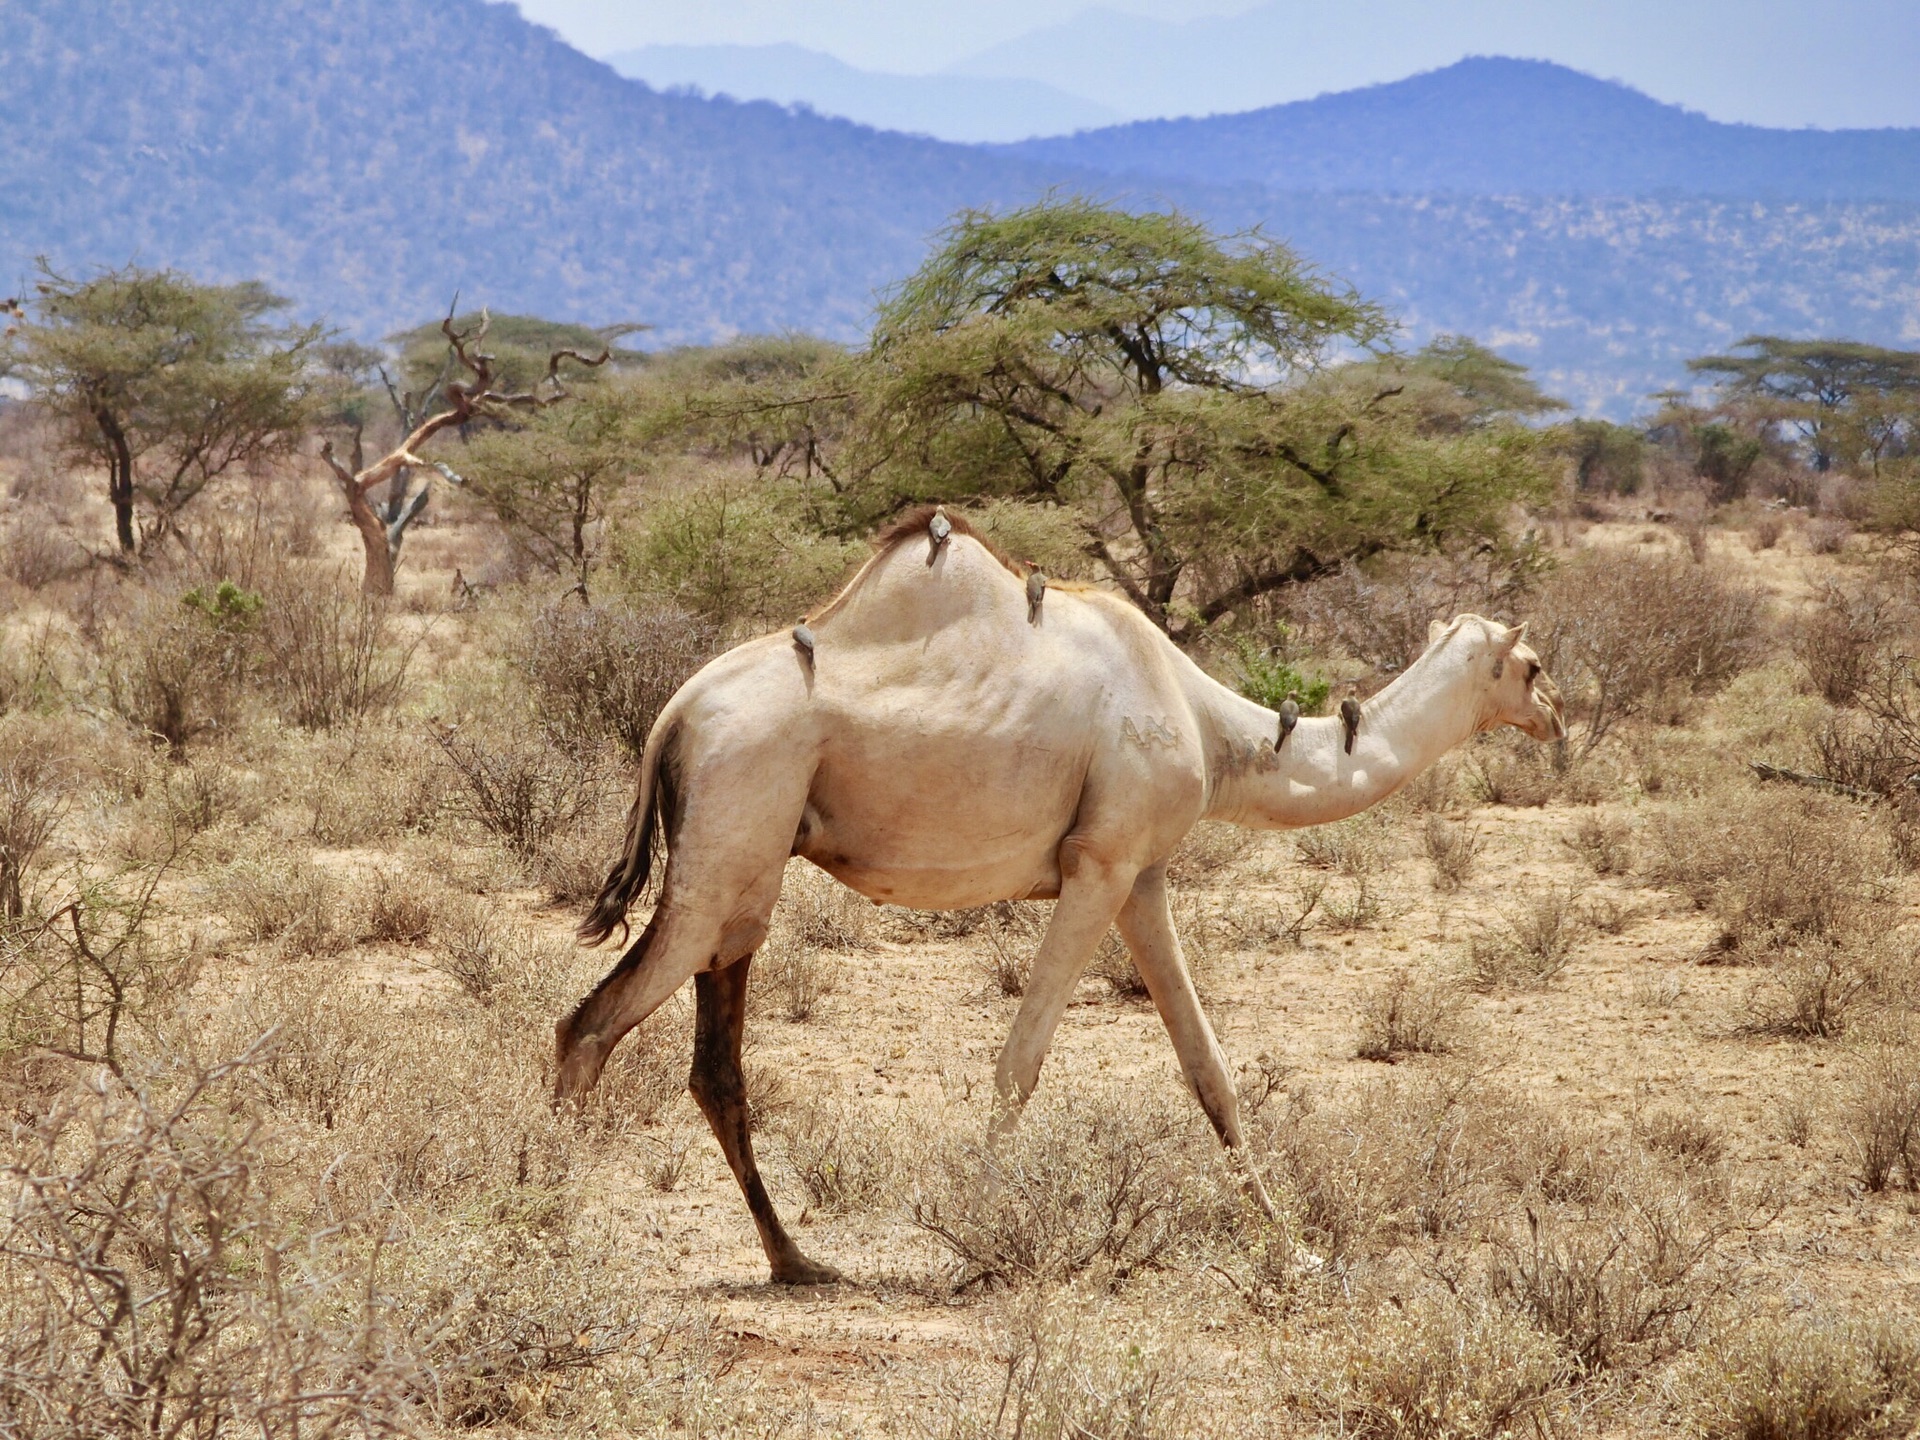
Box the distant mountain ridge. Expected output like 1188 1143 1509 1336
3 0 1918 415
1002 57 1920 203
604 43 1122 143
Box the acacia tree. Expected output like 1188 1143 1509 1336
317 311 607 596
2 264 321 552
848 200 1551 634
1689 336 1920 473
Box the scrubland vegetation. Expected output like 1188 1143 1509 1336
4 202 1920 1436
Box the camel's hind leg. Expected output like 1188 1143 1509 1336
1115 866 1276 1219
689 957 840 1285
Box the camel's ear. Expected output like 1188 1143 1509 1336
1428 618 1449 647
1495 622 1528 657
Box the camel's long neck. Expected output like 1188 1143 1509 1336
1194 643 1487 830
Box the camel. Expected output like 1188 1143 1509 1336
557 506 1566 1285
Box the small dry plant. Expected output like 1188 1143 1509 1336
973 901 1047 997
1635 1101 1727 1167
1649 791 1889 955
777 1096 905 1214
1683 1311 1920 1440
1301 1292 1567 1440
1745 938 1900 1040
1468 886 1583 990
1487 1189 1738 1372
430 724 600 861
0 716 69 918
258 567 411 729
1842 1038 1920 1193
910 1088 1211 1288
1563 811 1634 875
1355 966 1468 1062
753 932 839 1023
513 598 714 758
1296 816 1385 875
1422 815 1480 892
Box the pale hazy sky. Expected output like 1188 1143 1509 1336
512 0 1920 129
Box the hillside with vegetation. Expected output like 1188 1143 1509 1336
1001 57 1920 202
3 0 1919 410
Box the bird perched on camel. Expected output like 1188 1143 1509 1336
556 505 1565 1285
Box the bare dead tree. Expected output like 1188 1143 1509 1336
319 309 607 597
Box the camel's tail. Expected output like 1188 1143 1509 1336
577 723 676 947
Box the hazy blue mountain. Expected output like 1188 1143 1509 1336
1001 57 1920 202
2 0 1917 415
953 0 1920 131
604 43 1122 143
0 0 1068 344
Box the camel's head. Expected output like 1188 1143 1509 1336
1433 615 1566 743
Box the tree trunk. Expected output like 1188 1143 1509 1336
344 482 396 597
95 407 136 553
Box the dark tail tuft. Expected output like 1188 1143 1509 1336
577 728 673 946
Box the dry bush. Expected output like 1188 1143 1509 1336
1259 1072 1515 1257
0 516 77 589
513 598 714 759
257 568 410 729
1400 756 1464 814
431 899 564 1005
0 1051 418 1438
1285 550 1536 673
779 860 875 952
1648 791 1890 954
1468 886 1583 990
1749 510 1786 550
1462 732 1559 808
100 583 255 756
972 900 1047 997
1301 1293 1567 1440
910 1088 1214 1288
1795 577 1904 707
1320 876 1386 933
1534 550 1765 752
1811 711 1911 796
1355 967 1468 1062
212 855 351 959
1086 893 1223 999
1422 816 1479 892
0 866 196 1077
1488 1191 1737 1372
751 932 839 1023
1635 1102 1727 1167
1745 938 1902 1040
1167 822 1251 884
1296 815 1386 874
777 1095 906 1214
577 1006 691 1138
934 1293 1205 1440
298 728 444 846
359 868 438 946
431 724 601 861
1684 1312 1920 1440
1563 811 1634 875
1806 515 1854 555
0 716 70 918
1842 1039 1920 1193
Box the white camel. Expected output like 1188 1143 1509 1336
559 506 1565 1284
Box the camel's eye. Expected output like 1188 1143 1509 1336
1526 660 1541 683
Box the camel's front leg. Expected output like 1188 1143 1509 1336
689 957 841 1286
1115 866 1276 1219
990 851 1135 1133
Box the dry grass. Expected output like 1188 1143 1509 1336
1468 885 1584 989
1421 815 1480 892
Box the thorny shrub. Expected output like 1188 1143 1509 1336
1794 576 1905 708
1421 815 1479 892
777 1095 906 1214
1468 886 1583 990
430 724 601 861
514 598 714 758
1355 967 1468 1062
1842 1038 1920 1193
1684 1311 1920 1440
1285 548 1543 674
0 1049 419 1438
1648 791 1890 954
1533 550 1765 752
99 581 258 756
1562 811 1634 876
910 1088 1217 1288
1488 1191 1740 1373
1745 938 1905 1040
258 567 410 730
0 715 69 918
1301 1292 1568 1440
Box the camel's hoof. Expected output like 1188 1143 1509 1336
771 1253 843 1286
